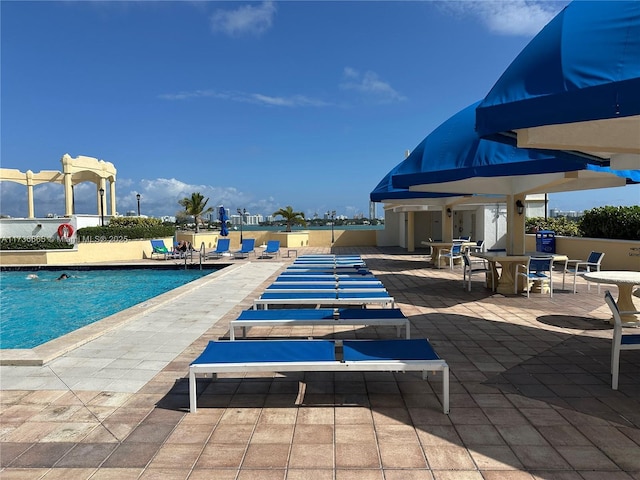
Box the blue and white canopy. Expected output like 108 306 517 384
392 102 639 196
370 148 503 209
475 1 640 171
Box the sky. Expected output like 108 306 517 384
1 0 638 220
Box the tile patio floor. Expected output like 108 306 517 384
1 247 639 479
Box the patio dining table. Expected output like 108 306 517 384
471 251 569 295
422 240 476 269
583 271 640 323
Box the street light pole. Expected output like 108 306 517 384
237 208 246 243
136 193 141 216
327 210 336 244
99 188 105 226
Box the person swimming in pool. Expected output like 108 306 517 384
27 274 39 280
56 273 69 281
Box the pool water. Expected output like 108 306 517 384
0 268 216 349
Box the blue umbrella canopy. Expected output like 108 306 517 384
218 205 229 237
475 1 640 170
370 153 504 207
392 101 640 195
370 156 459 203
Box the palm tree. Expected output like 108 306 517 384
179 192 213 233
273 206 307 232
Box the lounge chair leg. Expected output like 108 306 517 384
189 370 197 413
442 364 450 414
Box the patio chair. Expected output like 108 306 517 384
234 238 256 259
259 240 281 259
604 290 640 390
469 240 485 253
462 251 493 292
207 238 230 259
515 256 554 298
150 239 180 260
565 251 605 294
440 242 464 269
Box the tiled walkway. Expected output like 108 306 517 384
1 247 639 479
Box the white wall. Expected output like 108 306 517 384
376 209 402 246
0 217 78 243
481 204 507 251
376 204 508 251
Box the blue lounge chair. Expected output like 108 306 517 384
207 238 231 259
293 258 366 267
189 339 449 414
297 255 363 261
150 239 180 260
265 283 387 293
234 239 255 259
259 240 281 259
278 271 376 279
253 290 395 309
274 276 383 286
230 307 410 340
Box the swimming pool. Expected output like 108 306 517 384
0 267 219 349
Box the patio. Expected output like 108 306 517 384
1 246 639 479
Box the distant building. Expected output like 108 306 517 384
549 209 581 218
230 213 262 225
369 201 376 220
246 214 262 225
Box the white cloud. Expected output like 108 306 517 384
0 177 265 219
440 0 567 36
136 178 246 217
158 89 330 107
340 67 406 103
250 93 329 107
210 1 276 37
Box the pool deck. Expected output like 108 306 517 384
1 247 640 479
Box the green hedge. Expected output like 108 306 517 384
0 238 74 250
526 216 580 236
526 205 640 241
74 215 175 241
579 206 640 240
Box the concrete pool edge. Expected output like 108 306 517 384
0 262 248 366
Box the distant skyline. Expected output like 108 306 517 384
1 1 637 219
